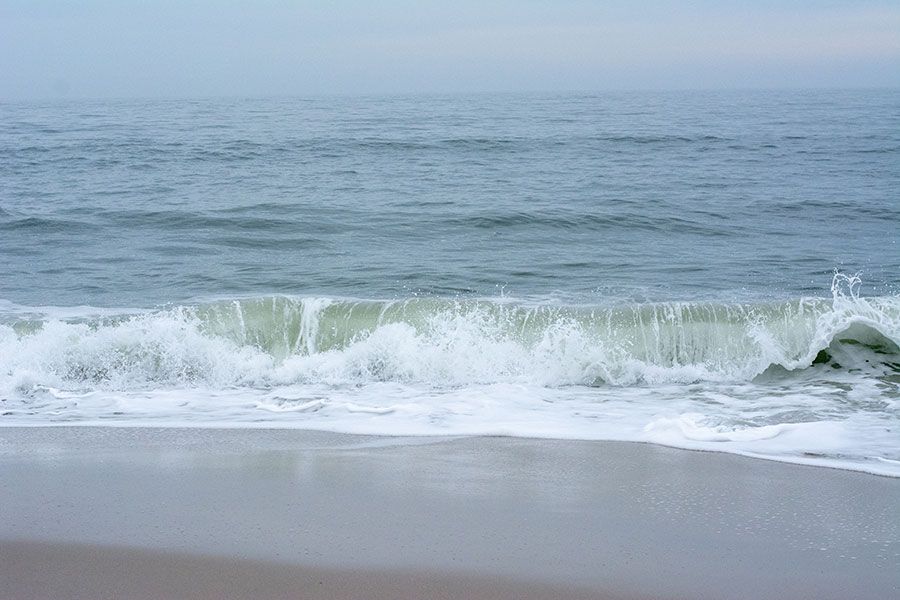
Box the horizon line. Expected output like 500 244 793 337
3 85 899 104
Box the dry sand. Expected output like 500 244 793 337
1 427 898 599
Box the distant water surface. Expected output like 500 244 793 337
1 90 898 475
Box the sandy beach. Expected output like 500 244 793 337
0 427 897 599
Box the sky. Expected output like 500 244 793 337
1 0 898 99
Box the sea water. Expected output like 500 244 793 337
1 90 898 475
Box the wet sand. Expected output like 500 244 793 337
0 427 898 599
0 541 603 600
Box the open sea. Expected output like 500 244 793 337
1 90 898 475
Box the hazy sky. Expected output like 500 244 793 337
2 0 898 99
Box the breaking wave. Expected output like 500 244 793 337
1 275 897 392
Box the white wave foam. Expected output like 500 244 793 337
644 414 793 442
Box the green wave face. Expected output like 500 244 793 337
187 294 900 383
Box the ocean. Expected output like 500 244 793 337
1 90 898 475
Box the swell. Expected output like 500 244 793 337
0 216 102 233
443 210 731 235
0 132 818 166
1 282 897 392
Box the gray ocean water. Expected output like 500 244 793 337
1 90 899 474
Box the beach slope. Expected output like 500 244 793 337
1 427 897 599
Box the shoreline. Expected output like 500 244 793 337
1 426 898 599
2 421 897 478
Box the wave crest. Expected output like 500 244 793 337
1 278 897 393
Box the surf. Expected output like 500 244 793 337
0 275 897 391
1 275 898 476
